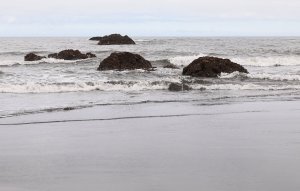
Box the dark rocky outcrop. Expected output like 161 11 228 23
48 49 96 60
98 52 152 71
24 53 46 61
94 34 135 45
63 107 75 111
168 83 192 92
182 56 248 78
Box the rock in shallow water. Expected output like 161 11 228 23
92 34 135 45
48 49 96 60
168 83 192 92
97 52 152 71
24 53 46 61
183 56 248 78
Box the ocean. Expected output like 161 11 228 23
0 37 300 118
1 37 300 191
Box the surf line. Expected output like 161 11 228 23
0 111 264 126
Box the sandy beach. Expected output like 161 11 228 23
1 0 300 190
1 100 300 191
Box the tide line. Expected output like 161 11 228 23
0 111 264 126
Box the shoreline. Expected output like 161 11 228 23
0 100 300 191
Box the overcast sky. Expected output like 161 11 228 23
0 0 299 36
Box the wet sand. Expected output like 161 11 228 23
0 100 300 191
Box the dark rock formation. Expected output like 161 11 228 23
48 49 96 60
98 52 152 71
63 107 75 111
94 34 135 45
168 83 192 92
24 53 46 61
183 56 248 78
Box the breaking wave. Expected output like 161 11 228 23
0 51 48 56
168 54 206 66
135 39 152 42
167 54 300 67
0 58 95 66
1 80 300 93
220 72 300 81
0 80 175 93
191 84 300 91
231 56 300 67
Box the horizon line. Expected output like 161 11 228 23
0 35 300 38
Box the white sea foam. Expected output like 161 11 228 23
167 54 300 67
0 58 81 66
135 39 152 42
220 72 300 81
0 60 21 66
191 83 300 91
168 54 206 66
231 56 300 67
0 81 171 93
1 80 300 93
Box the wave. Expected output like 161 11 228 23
2 52 299 68
2 90 297 119
0 51 49 56
220 72 300 81
191 83 300 91
167 54 300 67
231 56 300 67
0 80 174 93
0 99 208 118
168 54 206 66
0 58 96 66
135 39 152 42
1 79 300 93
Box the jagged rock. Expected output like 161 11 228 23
24 53 45 61
98 52 152 71
48 49 96 60
183 56 248 78
93 34 135 45
168 83 192 92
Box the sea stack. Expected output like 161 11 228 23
24 53 46 61
90 34 135 45
182 56 248 78
48 49 96 60
97 52 152 71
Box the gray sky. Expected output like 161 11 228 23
1 0 300 36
